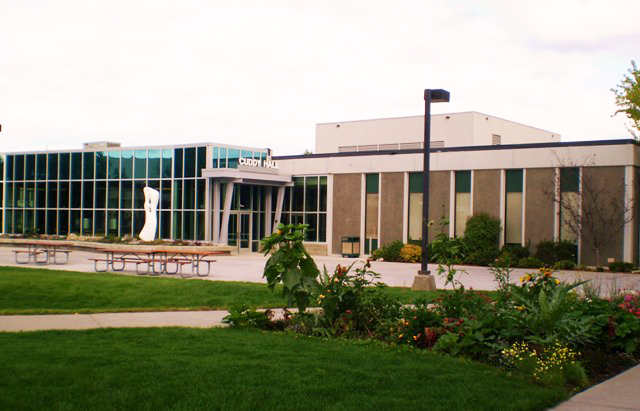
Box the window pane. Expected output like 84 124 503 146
409 172 423 193
83 152 94 179
173 181 183 209
47 153 58 180
561 168 579 192
455 171 471 193
304 213 317 241
184 148 196 178
133 210 145 236
319 176 327 211
506 169 523 192
108 181 119 209
47 182 58 208
14 183 24 207
58 210 69 235
211 146 219 168
4 183 13 209
121 181 133 209
305 176 318 212
120 210 132 237
161 180 171 210
162 149 172 178
365 193 378 237
83 181 94 208
107 210 119 236
46 210 57 235
292 177 304 211
134 181 146 209
25 183 34 208
94 210 105 236
95 181 106 209
560 192 579 242
26 154 35 180
108 151 120 179
160 211 171 239
197 146 206 177
219 148 227 168
70 210 81 233
15 155 24 181
318 213 327 242
197 179 205 209
71 153 82 180
174 149 183 178
366 174 379 193
82 210 93 235
227 149 239 169
95 152 107 179
36 154 46 180
148 149 161 179
58 182 69 208
134 150 147 179
36 182 46 208
184 180 195 209
121 150 133 179
59 153 70 180
6 156 14 182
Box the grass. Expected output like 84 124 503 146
0 266 455 314
0 327 567 410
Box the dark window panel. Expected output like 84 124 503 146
184 147 196 178
15 155 24 181
134 150 147 179
95 181 106 209
83 152 94 179
197 146 206 177
108 151 120 179
120 151 133 179
108 181 119 209
120 181 133 209
25 154 35 180
36 154 46 180
47 153 58 180
58 182 70 208
133 181 146 209
95 152 107 180
71 153 82 180
83 181 94 209
174 149 183 178
148 149 161 179
59 153 70 180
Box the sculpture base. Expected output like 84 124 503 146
411 274 437 291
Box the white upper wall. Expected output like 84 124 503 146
315 112 561 154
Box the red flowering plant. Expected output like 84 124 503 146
619 291 640 318
383 299 444 348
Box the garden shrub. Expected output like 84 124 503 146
535 240 578 266
462 213 501 266
370 240 404 262
518 257 545 269
400 244 421 263
554 260 576 270
501 243 530 260
609 261 635 273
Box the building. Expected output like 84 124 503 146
1 113 638 265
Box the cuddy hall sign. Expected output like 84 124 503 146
238 156 278 169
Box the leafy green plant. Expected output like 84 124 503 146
370 240 404 262
609 261 635 273
462 213 501 266
400 244 421 263
517 256 545 269
222 304 270 328
554 260 576 271
535 240 577 266
261 223 319 312
313 260 401 337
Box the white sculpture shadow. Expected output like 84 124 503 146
139 187 160 242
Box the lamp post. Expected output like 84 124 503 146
413 88 449 290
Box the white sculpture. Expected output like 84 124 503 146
139 187 160 241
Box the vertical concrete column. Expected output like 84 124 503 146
624 165 635 263
265 188 273 235
212 181 220 243
204 178 211 241
273 186 285 231
219 182 234 244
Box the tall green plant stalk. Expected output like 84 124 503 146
261 223 319 312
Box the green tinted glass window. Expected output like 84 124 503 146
506 169 523 192
58 182 69 208
197 179 205 209
108 151 120 179
319 176 327 211
83 182 94 208
560 168 579 192
366 174 379 194
70 182 81 208
120 151 133 179
162 149 172 178
219 148 227 168
174 149 183 178
95 152 107 179
184 147 196 178
134 181 146 209
211 147 219 168
83 152 94 179
71 153 82 180
47 153 58 180
228 149 239 169
148 150 161 179
184 179 195 209
6 156 14 181
409 172 423 193
455 171 471 193
25 155 35 180
134 150 147 179
59 153 70 180
120 181 133 209
36 154 46 180
15 155 24 181
197 147 206 177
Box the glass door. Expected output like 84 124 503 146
229 212 252 252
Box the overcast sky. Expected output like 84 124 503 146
1 0 638 155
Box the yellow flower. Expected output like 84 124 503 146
515 305 525 311
319 294 325 299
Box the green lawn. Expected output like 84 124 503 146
0 266 448 314
0 327 566 410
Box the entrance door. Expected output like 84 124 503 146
228 212 252 253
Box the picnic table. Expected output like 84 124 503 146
13 241 73 265
91 248 222 278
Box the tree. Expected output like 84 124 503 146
547 155 634 267
612 60 640 139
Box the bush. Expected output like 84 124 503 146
501 243 530 260
609 261 635 273
535 240 578 266
400 244 421 263
554 260 576 270
518 257 545 269
370 240 404 262
462 213 501 266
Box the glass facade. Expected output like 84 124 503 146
281 175 328 243
2 145 208 240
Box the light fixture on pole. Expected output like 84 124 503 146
412 88 450 291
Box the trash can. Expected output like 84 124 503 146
341 236 360 258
